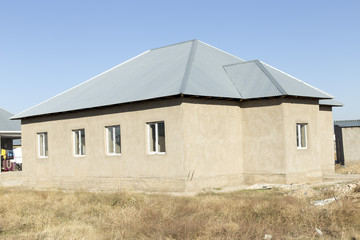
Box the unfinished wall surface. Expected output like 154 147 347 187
20 96 335 192
318 106 335 174
282 99 323 183
240 98 287 184
21 98 187 192
181 98 243 190
342 127 360 163
240 98 333 184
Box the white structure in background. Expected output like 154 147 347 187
13 147 22 164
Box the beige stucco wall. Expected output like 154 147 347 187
21 98 245 192
318 106 335 174
22 99 187 192
282 99 323 183
241 98 287 184
181 98 243 190
20 97 335 192
240 98 333 184
342 127 360 163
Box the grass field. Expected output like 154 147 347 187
1 183 360 240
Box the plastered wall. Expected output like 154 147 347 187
342 127 360 162
20 97 334 192
21 98 187 191
282 99 323 183
318 106 335 174
241 98 287 184
181 98 244 190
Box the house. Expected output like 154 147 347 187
0 108 21 171
12 40 342 192
0 108 21 151
334 120 360 165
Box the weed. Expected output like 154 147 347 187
0 186 360 239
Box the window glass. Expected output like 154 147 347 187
81 129 86 155
107 126 114 154
106 126 121 154
38 132 48 157
158 122 166 153
296 124 307 149
114 126 121 153
149 123 156 152
73 129 85 156
148 122 165 154
300 125 306 148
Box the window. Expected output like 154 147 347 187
38 132 48 157
73 129 85 156
106 125 121 154
296 123 307 149
147 121 165 154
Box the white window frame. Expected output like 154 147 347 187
147 122 165 155
296 123 307 149
73 129 85 157
37 132 48 158
106 125 121 155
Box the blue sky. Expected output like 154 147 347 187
0 0 359 120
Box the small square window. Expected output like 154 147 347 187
296 123 307 149
106 125 121 155
38 132 48 158
147 121 165 154
73 129 85 156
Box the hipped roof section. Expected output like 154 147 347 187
0 108 20 131
13 40 335 119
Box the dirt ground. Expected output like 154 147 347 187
335 162 360 174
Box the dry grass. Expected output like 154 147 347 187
336 162 360 174
0 186 360 239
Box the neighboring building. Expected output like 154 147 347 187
12 40 341 192
0 108 21 171
0 108 21 151
334 120 360 165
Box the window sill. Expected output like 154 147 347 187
148 152 166 155
107 153 121 156
74 155 86 157
297 147 307 150
38 156 48 159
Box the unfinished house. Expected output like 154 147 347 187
334 120 360 165
12 40 341 192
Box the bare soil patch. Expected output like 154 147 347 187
336 162 360 174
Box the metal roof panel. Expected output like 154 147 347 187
334 120 360 127
224 61 284 99
0 108 20 131
261 62 332 99
12 40 338 119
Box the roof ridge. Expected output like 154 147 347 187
12 50 150 119
179 40 198 93
222 65 244 99
223 59 259 68
199 41 245 62
255 60 287 95
150 39 197 51
261 61 334 98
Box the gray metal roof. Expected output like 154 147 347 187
223 60 331 99
334 120 360 128
12 39 336 119
319 99 343 107
0 108 21 132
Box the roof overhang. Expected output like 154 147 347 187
0 131 21 137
